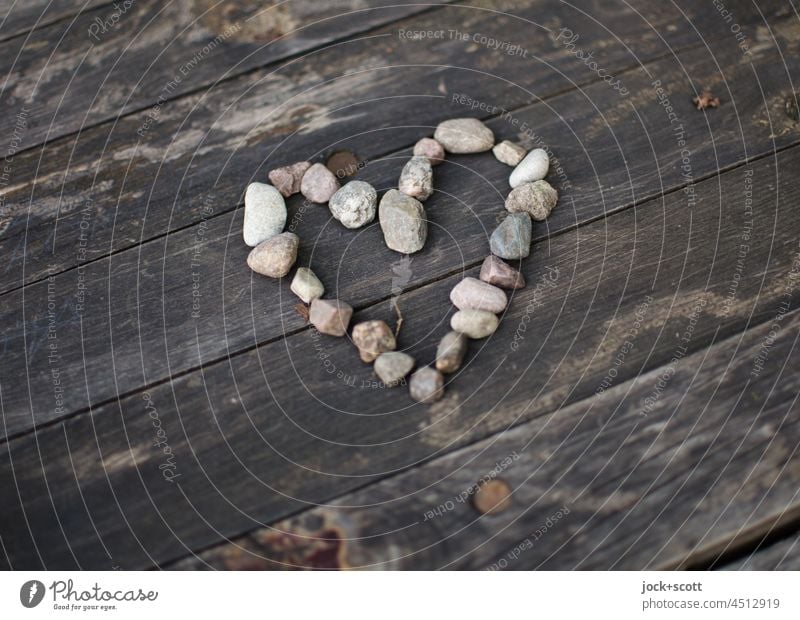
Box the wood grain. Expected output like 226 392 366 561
168 309 800 570
0 0 794 295
1 16 799 439
0 0 110 43
721 534 800 570
1 144 798 568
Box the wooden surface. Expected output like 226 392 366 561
0 0 799 570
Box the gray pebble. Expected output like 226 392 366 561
290 267 324 303
450 277 507 313
413 138 445 166
309 298 353 337
243 182 287 247
374 351 415 386
493 140 526 166
398 156 434 201
352 320 396 362
300 163 340 203
329 181 377 229
509 148 549 188
379 189 428 254
434 118 494 154
490 213 531 260
246 232 299 278
409 367 445 403
450 309 500 339
435 331 467 374
505 180 558 221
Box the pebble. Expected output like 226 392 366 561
374 351 415 386
326 150 360 178
492 140 526 166
290 267 324 303
379 189 428 254
413 137 445 166
472 479 512 515
490 213 531 260
268 162 311 198
309 298 353 337
246 232 299 278
409 367 445 403
242 182 287 247
329 181 377 229
435 331 467 374
505 180 558 221
398 156 434 201
450 277 507 313
351 320 396 362
300 162 340 203
451 309 500 339
509 148 549 188
479 255 525 290
434 118 495 154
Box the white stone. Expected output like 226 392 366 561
329 181 377 229
509 148 549 188
290 267 324 303
243 183 287 246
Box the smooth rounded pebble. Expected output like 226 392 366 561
309 298 353 336
290 267 324 303
329 181 377 229
374 351 415 386
493 140 526 167
435 331 467 374
451 309 500 339
490 213 532 260
472 479 512 515
268 161 311 198
246 232 299 278
434 118 495 154
450 277 507 313
398 156 433 201
300 163 340 203
352 320 396 362
509 148 549 188
505 180 558 221
413 137 445 166
379 189 428 254
409 367 445 403
243 182 287 247
480 255 525 290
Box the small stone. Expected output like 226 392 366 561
246 232 299 278
329 181 377 229
326 150 360 178
505 180 558 221
409 367 444 403
413 137 445 166
268 162 311 198
398 156 434 201
309 298 353 337
479 256 525 290
379 189 428 254
435 331 467 374
243 182 287 246
472 479 512 515
492 140 526 166
450 277 507 313
451 309 499 339
300 163 340 203
434 118 494 154
290 267 324 303
352 320 396 362
374 351 415 386
490 213 531 260
509 148 549 188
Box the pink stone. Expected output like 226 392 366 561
300 163 340 203
309 299 353 337
351 320 396 362
449 277 507 313
413 137 445 166
479 255 526 290
246 233 299 278
268 161 311 197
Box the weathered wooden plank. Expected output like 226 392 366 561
721 533 800 570
1 144 798 568
0 0 110 43
167 309 800 570
2 16 798 439
1 0 793 295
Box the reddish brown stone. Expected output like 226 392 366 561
309 299 353 337
479 255 526 290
